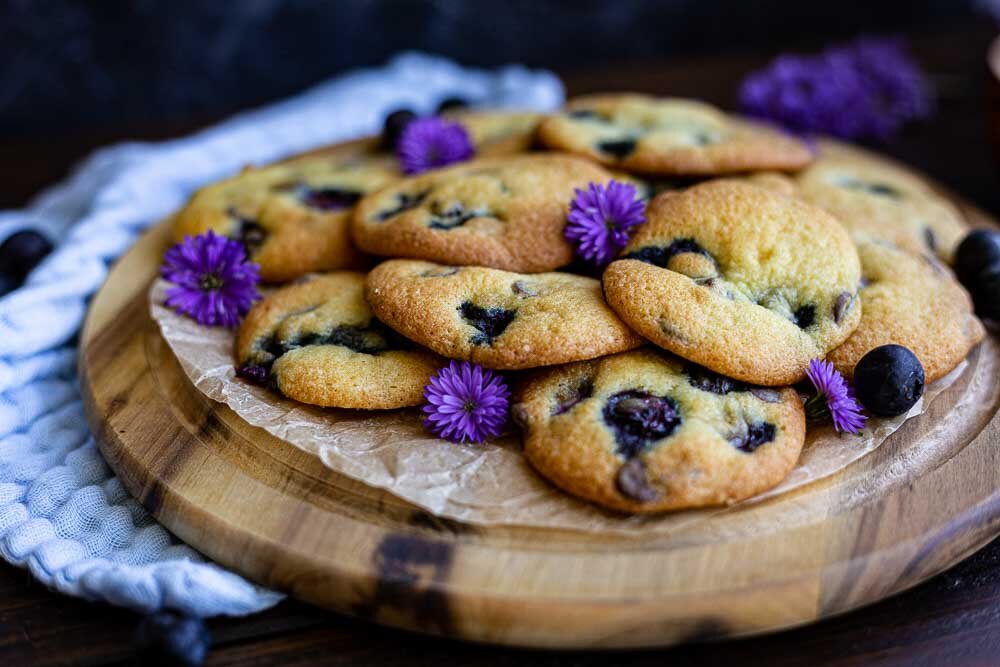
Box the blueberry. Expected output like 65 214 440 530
596 139 637 159
0 229 53 280
954 229 1000 286
133 611 211 666
602 390 681 459
381 108 417 150
853 344 925 417
236 363 268 385
436 96 469 113
972 262 999 321
299 187 362 211
459 302 517 345
793 304 816 329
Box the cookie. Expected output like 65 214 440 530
514 349 806 513
537 94 813 176
794 141 967 263
603 180 863 386
235 272 442 409
352 153 613 272
827 241 984 382
174 147 399 283
447 110 542 155
365 260 644 370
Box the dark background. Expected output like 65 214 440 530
0 0 989 135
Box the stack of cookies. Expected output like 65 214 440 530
172 93 987 514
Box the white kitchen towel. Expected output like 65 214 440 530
0 53 564 617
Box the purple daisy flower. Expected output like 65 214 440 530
397 116 474 175
804 359 867 434
160 230 261 328
565 180 646 266
739 37 932 141
422 360 510 444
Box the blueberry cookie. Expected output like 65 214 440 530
365 260 644 370
603 180 863 386
174 147 399 283
537 94 813 176
514 349 806 513
235 272 442 409
827 241 984 382
352 154 613 272
794 141 967 263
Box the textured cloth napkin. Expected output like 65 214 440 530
0 53 563 617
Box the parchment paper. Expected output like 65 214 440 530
149 280 974 535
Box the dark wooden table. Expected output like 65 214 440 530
3 23 999 667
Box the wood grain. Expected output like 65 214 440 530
78 147 1000 649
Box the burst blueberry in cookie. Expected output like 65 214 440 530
514 349 806 513
352 154 614 273
365 259 644 369
537 94 813 176
235 272 442 409
604 179 862 386
793 141 967 263
826 241 984 382
173 148 400 283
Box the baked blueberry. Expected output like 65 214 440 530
436 96 469 113
954 229 1000 286
602 390 681 459
973 262 999 321
299 187 362 211
853 344 925 417
729 421 776 453
597 138 637 159
133 611 211 667
459 302 517 345
793 304 816 329
0 229 53 280
382 108 418 150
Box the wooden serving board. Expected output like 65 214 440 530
80 166 999 649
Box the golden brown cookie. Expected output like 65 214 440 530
514 349 806 513
794 141 967 263
537 94 813 176
365 260 644 370
603 180 863 386
827 241 984 382
235 272 442 409
352 153 613 272
174 149 399 283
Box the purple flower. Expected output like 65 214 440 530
160 231 261 328
804 359 867 434
565 180 646 266
422 361 510 444
397 116 474 175
739 37 932 141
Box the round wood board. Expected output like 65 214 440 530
80 149 1000 649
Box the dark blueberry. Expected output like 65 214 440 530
616 459 660 503
567 109 604 121
285 321 407 355
428 202 483 230
552 377 593 415
853 344 925 417
459 302 517 345
381 108 417 150
954 229 1000 286
228 210 266 255
300 187 362 211
924 226 937 253
236 363 268 385
0 229 53 280
436 96 469 113
972 262 1000 321
840 178 900 198
833 291 854 325
686 364 746 395
729 421 776 453
0 274 15 297
693 131 716 146
133 611 211 667
620 238 712 269
596 138 637 159
376 191 427 221
602 390 681 459
793 304 816 329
